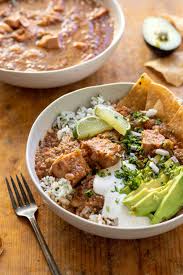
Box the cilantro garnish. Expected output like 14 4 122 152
97 171 106 177
84 189 94 198
132 111 149 123
122 131 142 153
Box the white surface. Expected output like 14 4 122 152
93 161 122 196
93 161 150 227
26 82 183 239
0 0 125 88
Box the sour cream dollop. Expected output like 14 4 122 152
93 161 150 227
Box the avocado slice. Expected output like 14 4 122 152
151 173 183 224
124 158 178 203
132 182 172 216
123 173 168 207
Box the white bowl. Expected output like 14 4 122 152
26 83 183 239
0 0 125 89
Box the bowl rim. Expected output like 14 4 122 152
26 82 183 232
0 0 125 75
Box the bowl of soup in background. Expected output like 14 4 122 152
0 0 125 88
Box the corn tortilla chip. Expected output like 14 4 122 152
167 106 183 142
145 82 181 123
163 14 183 36
145 52 183 87
117 73 152 111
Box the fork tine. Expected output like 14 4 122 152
5 177 17 210
10 176 23 207
21 173 35 203
16 175 29 205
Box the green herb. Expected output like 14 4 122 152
114 185 119 192
155 118 162 125
164 163 179 179
97 171 106 177
84 189 94 198
115 164 140 191
106 206 110 213
72 127 78 139
128 155 137 164
132 111 149 123
115 198 119 204
122 132 142 153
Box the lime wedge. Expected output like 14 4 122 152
95 105 130 135
75 115 112 139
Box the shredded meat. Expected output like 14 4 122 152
73 41 88 51
35 133 79 179
4 15 21 29
11 27 34 42
81 137 121 169
142 129 165 153
0 22 12 33
50 149 91 186
70 176 104 218
115 105 131 117
37 11 62 26
90 7 108 20
174 148 183 164
36 34 60 49
143 119 156 129
97 130 121 143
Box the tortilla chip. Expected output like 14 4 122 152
117 73 152 111
167 106 183 142
163 14 183 36
145 52 183 87
145 82 181 123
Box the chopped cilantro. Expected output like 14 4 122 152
132 111 149 123
164 163 179 179
84 189 94 198
122 131 142 153
97 171 106 177
115 198 119 204
155 118 162 125
115 164 140 191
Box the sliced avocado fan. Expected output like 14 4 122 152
151 172 183 224
132 182 172 216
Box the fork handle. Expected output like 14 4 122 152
29 216 61 275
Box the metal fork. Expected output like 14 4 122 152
5 174 61 275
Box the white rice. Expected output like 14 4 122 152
53 95 111 139
40 176 73 203
89 214 119 226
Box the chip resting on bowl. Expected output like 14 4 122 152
117 73 152 111
163 14 183 36
145 51 183 87
168 106 183 142
145 81 181 122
